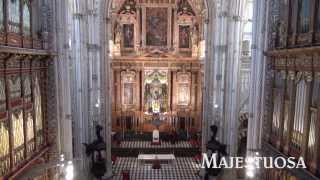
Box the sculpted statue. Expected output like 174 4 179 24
115 24 122 45
205 125 228 179
191 26 199 46
83 125 107 179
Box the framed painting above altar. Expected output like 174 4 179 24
146 8 168 46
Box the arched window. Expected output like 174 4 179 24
23 0 31 36
298 0 311 33
8 0 21 33
0 0 4 32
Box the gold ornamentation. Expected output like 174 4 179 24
9 76 21 99
26 112 34 141
12 111 24 149
0 121 9 158
34 76 43 132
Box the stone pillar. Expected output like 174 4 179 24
53 0 74 161
100 0 113 177
247 0 269 154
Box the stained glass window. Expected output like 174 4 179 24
298 0 311 33
23 0 31 36
12 111 24 149
8 0 21 33
0 0 4 32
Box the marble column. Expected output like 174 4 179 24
247 0 269 155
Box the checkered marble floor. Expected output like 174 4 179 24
112 157 202 180
119 141 193 149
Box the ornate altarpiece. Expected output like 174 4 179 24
111 0 204 133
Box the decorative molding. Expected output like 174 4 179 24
280 70 286 80
304 71 313 82
288 71 296 81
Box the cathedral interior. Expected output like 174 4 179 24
0 0 320 179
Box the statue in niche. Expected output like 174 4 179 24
191 25 199 57
115 24 122 45
114 24 122 56
191 26 199 45
144 71 168 114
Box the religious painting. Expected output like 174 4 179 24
146 8 168 46
177 73 191 106
298 0 311 33
123 83 134 105
179 26 191 48
178 84 190 105
9 75 21 99
123 24 134 48
23 0 31 36
8 0 20 33
144 70 168 114
121 71 136 107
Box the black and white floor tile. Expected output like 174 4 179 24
112 157 202 180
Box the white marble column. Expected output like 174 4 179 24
100 0 113 178
53 0 74 161
247 0 269 154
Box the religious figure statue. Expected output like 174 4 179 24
205 125 228 179
115 24 122 45
191 26 199 46
83 125 107 179
191 26 199 57
113 24 122 56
